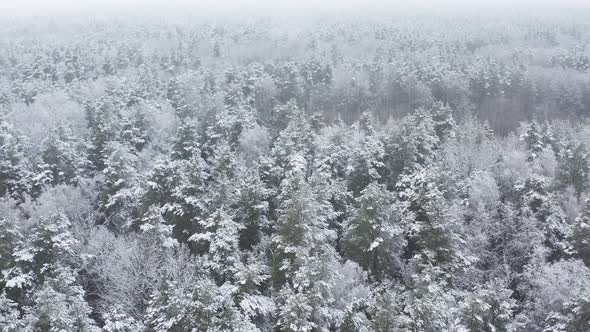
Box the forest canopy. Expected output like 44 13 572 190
1 8 590 332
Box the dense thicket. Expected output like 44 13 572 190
1 11 590 331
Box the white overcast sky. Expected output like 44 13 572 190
0 0 589 17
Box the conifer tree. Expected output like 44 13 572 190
87 100 117 172
0 120 30 201
342 182 408 281
102 305 145 332
0 211 23 293
120 107 150 152
347 113 385 196
272 153 340 330
557 141 589 199
520 119 546 161
100 141 140 230
397 168 454 265
0 292 22 332
23 266 99 332
574 198 590 267
171 118 200 161
40 123 87 186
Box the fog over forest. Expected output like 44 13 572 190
1 1 590 331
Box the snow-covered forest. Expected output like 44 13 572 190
2 6 590 331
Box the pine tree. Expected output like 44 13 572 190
141 159 183 212
166 77 191 119
40 123 87 185
342 182 408 281
171 118 200 161
120 107 150 152
269 102 314 174
314 117 355 252
544 290 590 332
0 292 22 332
87 100 117 172
234 166 271 250
428 102 456 143
272 153 336 283
332 261 372 332
5 211 77 290
145 254 257 332
166 156 209 244
235 241 273 329
100 141 140 230
276 286 315 332
30 161 56 199
459 278 515 332
0 210 23 293
0 120 30 201
146 127 211 245
515 175 571 261
315 115 353 180
272 153 341 331
573 198 590 267
270 100 305 143
204 75 256 150
557 141 588 199
370 286 406 331
520 119 546 161
139 206 178 251
274 64 303 105
23 266 98 332
189 207 243 283
102 305 145 332
370 268 465 332
382 112 439 190
398 168 454 265
347 113 385 196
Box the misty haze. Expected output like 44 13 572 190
1 1 590 331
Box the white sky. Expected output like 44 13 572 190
0 0 589 17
